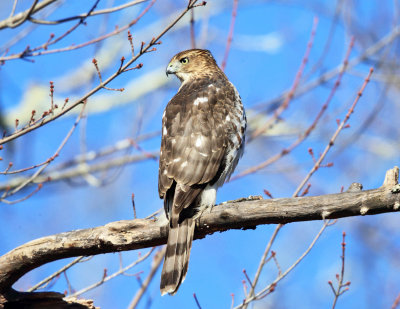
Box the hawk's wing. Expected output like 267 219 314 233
158 79 236 214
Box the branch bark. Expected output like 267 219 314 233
0 167 399 305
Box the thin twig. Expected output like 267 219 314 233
243 223 281 308
0 183 43 205
28 256 87 292
242 269 254 288
63 271 74 295
306 0 344 77
67 248 154 298
193 293 202 309
132 193 137 219
392 293 400 309
190 9 196 48
270 251 282 276
221 0 238 71
29 0 147 24
127 247 165 309
9 0 19 18
329 232 351 309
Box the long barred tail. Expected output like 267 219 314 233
160 218 195 295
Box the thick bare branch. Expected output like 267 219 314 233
0 292 97 308
0 166 399 300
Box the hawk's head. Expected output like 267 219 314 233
166 49 219 82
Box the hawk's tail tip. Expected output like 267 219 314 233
160 286 178 296
160 218 195 296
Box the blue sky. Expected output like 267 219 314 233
0 0 399 308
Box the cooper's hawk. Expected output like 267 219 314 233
158 49 246 295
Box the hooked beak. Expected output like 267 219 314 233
166 62 177 76
166 68 173 76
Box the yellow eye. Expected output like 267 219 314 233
180 57 189 64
